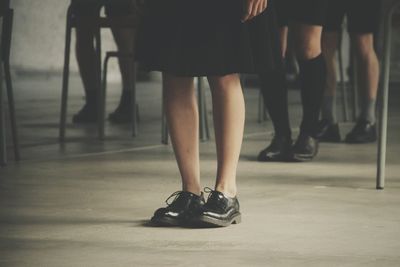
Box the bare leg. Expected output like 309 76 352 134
344 33 379 143
293 24 323 60
163 74 201 195
352 34 379 102
322 32 339 97
110 27 136 94
207 74 245 197
321 31 339 124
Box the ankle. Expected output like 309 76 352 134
182 185 202 196
215 184 237 198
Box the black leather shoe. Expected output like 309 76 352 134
108 104 132 124
316 120 341 143
291 133 319 162
151 191 205 226
72 104 97 123
192 189 241 228
257 135 292 162
345 120 377 144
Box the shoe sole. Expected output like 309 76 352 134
291 153 316 162
345 138 377 144
150 216 181 227
258 155 292 163
194 213 242 228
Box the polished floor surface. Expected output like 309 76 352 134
1 75 400 266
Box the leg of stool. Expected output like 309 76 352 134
377 4 397 190
101 53 111 140
131 61 138 137
4 60 19 161
258 90 264 123
352 54 359 121
161 81 169 145
0 58 6 166
59 8 73 142
94 28 104 140
198 77 210 142
338 30 350 122
4 10 19 160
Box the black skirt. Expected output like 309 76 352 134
136 0 282 76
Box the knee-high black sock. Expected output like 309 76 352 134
298 54 326 136
259 67 291 138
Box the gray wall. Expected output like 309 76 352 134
10 0 120 79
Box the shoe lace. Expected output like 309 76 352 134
205 186 223 203
165 191 183 206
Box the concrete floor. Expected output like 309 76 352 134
1 75 400 266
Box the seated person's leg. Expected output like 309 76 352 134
105 0 139 123
345 0 381 143
258 0 293 162
290 0 328 161
71 0 102 123
316 0 346 142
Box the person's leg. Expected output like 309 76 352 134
345 33 379 143
150 74 205 226
344 0 380 143
163 74 201 195
73 8 99 123
258 65 293 162
353 34 379 123
315 30 342 142
193 74 243 227
207 74 245 198
106 0 138 123
291 23 326 161
321 31 339 123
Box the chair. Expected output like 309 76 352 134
376 0 400 190
0 2 19 166
59 4 138 141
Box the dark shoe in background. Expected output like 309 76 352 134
151 191 205 227
345 120 377 144
109 90 133 124
257 135 292 162
72 103 97 123
108 104 132 124
192 189 241 228
316 119 341 143
291 133 319 162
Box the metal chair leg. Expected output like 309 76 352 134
100 53 111 140
258 90 264 123
131 62 138 137
4 60 19 161
198 77 210 142
161 76 169 144
376 2 400 190
351 53 359 121
0 55 6 166
338 30 350 122
94 28 104 140
2 9 19 161
59 7 73 142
